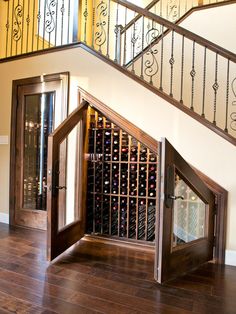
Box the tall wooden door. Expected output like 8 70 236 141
10 73 69 230
47 102 89 260
155 138 215 283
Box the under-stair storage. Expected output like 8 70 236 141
85 108 158 245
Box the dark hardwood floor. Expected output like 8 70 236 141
0 222 235 314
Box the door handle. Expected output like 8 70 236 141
56 186 67 190
168 195 184 200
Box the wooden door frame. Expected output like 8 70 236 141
10 72 69 229
78 87 227 264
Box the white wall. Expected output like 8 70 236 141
180 3 236 53
0 46 235 258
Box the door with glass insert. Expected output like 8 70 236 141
156 138 215 283
13 79 68 230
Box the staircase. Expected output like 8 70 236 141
0 0 235 144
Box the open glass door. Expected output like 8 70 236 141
47 101 89 260
156 138 215 283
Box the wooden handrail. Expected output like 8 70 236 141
113 0 236 62
120 0 160 34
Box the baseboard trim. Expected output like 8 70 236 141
0 213 9 224
225 250 236 266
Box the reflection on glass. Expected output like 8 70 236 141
58 122 81 230
173 172 206 248
23 93 54 210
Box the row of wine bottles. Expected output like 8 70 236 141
86 110 158 243
88 128 157 163
86 196 156 241
87 161 157 197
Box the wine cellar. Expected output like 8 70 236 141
85 107 158 245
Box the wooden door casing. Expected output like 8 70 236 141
10 73 69 230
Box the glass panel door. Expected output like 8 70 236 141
155 138 215 284
23 93 54 211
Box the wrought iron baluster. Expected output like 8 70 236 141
180 35 185 104
230 77 236 131
21 0 25 54
10 0 15 56
159 24 164 91
114 3 120 62
54 0 58 46
31 0 36 51
140 16 145 79
144 19 159 85
190 40 196 110
106 0 111 58
169 30 175 97
95 0 107 53
26 0 30 53
12 0 23 56
5 0 10 57
92 0 95 48
43 0 47 49
61 0 65 45
122 7 127 66
212 53 219 125
131 12 136 73
83 0 88 44
45 0 57 48
201 47 207 117
224 59 230 132
37 0 41 50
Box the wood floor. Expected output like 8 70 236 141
0 223 235 314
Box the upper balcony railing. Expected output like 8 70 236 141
0 0 236 145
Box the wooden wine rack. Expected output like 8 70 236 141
86 108 158 244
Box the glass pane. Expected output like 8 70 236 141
23 93 54 210
173 171 206 248
58 121 82 230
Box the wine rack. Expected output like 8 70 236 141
86 108 158 244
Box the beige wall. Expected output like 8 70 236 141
0 46 236 253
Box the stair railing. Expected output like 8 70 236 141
80 0 236 144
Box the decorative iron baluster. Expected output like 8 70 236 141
60 0 65 45
140 16 145 79
180 35 185 104
224 59 230 132
26 0 30 53
144 20 159 85
31 0 35 51
45 0 57 47
167 0 178 22
54 0 59 46
231 78 236 131
212 53 219 125
21 0 25 54
159 24 164 91
5 0 10 57
106 0 110 57
169 30 175 97
131 14 136 73
95 0 107 53
114 3 123 64
92 0 95 48
201 47 207 117
42 0 47 49
83 0 88 44
37 0 41 50
13 0 23 55
190 41 196 110
122 7 127 66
